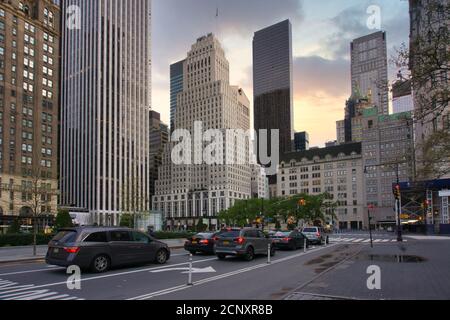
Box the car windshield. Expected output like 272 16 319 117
52 230 77 243
271 232 291 238
195 233 213 239
302 228 317 233
217 230 240 238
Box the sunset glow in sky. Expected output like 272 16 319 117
152 0 410 147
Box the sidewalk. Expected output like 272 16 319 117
0 239 187 264
285 239 450 300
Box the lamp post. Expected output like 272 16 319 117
368 204 374 248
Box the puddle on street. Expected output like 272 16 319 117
357 254 426 263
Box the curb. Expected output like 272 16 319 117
0 246 186 265
0 257 45 265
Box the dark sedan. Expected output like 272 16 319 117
46 227 170 273
270 230 308 250
184 232 217 255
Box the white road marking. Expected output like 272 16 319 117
0 279 82 301
128 244 339 300
0 257 218 296
0 267 64 277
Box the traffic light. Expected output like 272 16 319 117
393 184 401 200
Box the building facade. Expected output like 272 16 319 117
0 0 60 219
153 34 252 230
149 111 168 207
362 107 415 228
251 164 269 199
277 143 365 230
392 80 414 114
351 31 389 115
60 0 151 225
253 20 294 160
294 131 309 151
170 59 184 134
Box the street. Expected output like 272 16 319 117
1 232 449 300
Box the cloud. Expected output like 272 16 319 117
292 56 350 146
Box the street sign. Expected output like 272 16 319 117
439 190 450 197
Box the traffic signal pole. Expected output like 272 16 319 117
395 164 403 242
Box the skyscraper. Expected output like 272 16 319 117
0 0 60 219
170 59 184 134
293 132 309 151
253 20 294 160
149 111 168 207
351 31 389 115
153 34 252 230
60 0 151 225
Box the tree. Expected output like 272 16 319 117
195 219 207 232
8 219 21 234
121 175 148 229
54 209 73 230
119 214 134 228
391 0 450 179
22 168 57 256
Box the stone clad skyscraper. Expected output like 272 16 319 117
351 31 389 115
253 20 294 160
153 34 252 230
60 0 151 225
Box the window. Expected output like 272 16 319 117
110 231 132 242
132 232 150 243
84 232 108 243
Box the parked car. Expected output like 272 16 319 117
46 227 170 273
214 228 275 261
184 232 218 255
270 230 308 250
301 226 328 245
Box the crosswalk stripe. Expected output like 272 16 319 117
363 239 371 243
374 239 382 243
41 294 70 300
353 239 364 243
382 239 390 242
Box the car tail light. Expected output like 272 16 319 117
282 237 292 241
316 232 321 237
199 239 209 244
64 247 80 254
213 236 219 241
234 237 245 244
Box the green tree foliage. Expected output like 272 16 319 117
8 219 21 234
218 194 338 228
119 214 134 228
195 219 208 232
54 209 73 230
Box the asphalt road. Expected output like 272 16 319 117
3 232 448 300
0 243 354 300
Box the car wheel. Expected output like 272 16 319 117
155 249 168 264
217 254 226 260
189 251 197 256
91 254 110 273
244 246 254 261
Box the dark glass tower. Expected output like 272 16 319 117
170 59 184 133
253 20 294 163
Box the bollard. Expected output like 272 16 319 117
267 243 271 264
187 254 193 286
304 238 307 253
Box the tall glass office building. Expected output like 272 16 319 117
60 0 151 225
253 20 294 161
170 59 184 133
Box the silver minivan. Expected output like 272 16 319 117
214 228 275 261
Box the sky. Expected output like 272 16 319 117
151 0 410 147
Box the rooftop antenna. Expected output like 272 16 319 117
215 2 220 40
